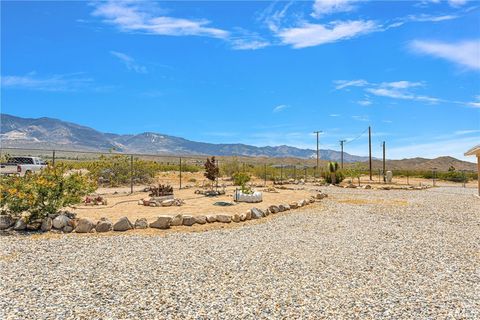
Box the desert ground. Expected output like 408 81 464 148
1 184 479 319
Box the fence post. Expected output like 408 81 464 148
294 166 296 181
304 167 307 183
130 154 133 194
179 157 182 190
52 150 56 166
216 159 219 189
280 165 283 182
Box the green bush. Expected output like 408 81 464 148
232 172 251 186
0 164 96 221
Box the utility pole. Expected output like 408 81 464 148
382 141 386 183
368 126 372 180
340 140 346 169
313 131 322 178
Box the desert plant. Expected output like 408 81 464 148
232 172 252 193
204 156 219 188
0 164 96 221
149 184 174 197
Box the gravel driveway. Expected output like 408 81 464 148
1 187 479 319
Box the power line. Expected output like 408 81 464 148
344 127 369 145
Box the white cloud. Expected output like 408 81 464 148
1 73 93 91
329 114 341 117
92 1 229 39
381 81 423 89
352 115 369 122
358 99 372 106
273 104 289 113
312 0 359 18
334 79 368 90
467 95 480 108
277 20 378 49
448 0 468 7
410 39 480 71
454 129 480 135
110 51 147 73
405 13 459 22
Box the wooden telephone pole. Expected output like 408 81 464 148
340 140 346 169
368 126 372 180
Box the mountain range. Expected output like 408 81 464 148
0 114 368 161
0 114 476 171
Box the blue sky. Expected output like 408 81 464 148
1 0 479 161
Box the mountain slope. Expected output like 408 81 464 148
0 114 368 161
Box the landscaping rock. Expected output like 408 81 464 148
364 184 372 189
309 198 315 204
289 202 298 209
194 215 207 224
134 218 148 229
75 218 95 233
251 208 264 219
161 199 175 207
170 214 183 226
239 213 247 221
278 205 286 212
269 205 280 213
0 215 14 230
113 217 133 231
182 215 196 226
96 218 113 232
216 214 232 223
150 216 172 229
41 218 53 232
26 219 42 231
245 210 252 220
232 214 241 223
284 205 291 211
63 226 74 233
206 215 217 223
13 218 27 231
53 215 71 229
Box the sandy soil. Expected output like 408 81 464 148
73 185 316 222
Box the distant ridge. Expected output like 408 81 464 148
0 113 368 162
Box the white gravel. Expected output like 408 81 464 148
1 186 479 319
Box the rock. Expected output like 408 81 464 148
149 202 157 207
278 205 286 212
315 193 327 199
251 208 264 219
309 198 315 204
75 218 96 233
289 202 298 209
302 199 309 206
284 205 291 211
195 215 207 224
264 209 271 216
113 217 133 231
150 216 172 229
63 226 74 233
13 218 27 231
96 218 113 232
0 215 14 230
53 215 71 229
364 184 372 189
239 213 247 221
269 205 280 213
134 218 148 229
232 214 241 223
41 218 53 232
170 214 183 226
182 215 196 226
206 215 217 223
161 199 176 207
245 210 252 220
216 214 232 223
137 200 144 205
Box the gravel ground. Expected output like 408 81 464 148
1 186 479 319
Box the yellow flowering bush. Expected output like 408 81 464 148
0 164 96 220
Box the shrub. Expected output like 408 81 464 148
204 157 219 185
322 171 345 184
0 164 96 221
232 172 251 186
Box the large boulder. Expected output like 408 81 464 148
194 215 207 225
75 218 95 233
113 217 133 231
149 216 172 229
134 218 148 229
53 215 71 229
250 208 264 219
170 214 183 226
41 217 53 232
0 215 14 230
13 218 27 231
216 214 231 223
96 218 113 232
182 215 196 226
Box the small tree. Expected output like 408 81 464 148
232 172 251 193
204 156 219 189
345 163 363 186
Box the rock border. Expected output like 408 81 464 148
0 192 328 234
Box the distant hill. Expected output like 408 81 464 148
0 113 476 171
0 114 368 162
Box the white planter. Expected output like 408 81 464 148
233 191 263 203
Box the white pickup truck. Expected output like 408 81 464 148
0 156 47 177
